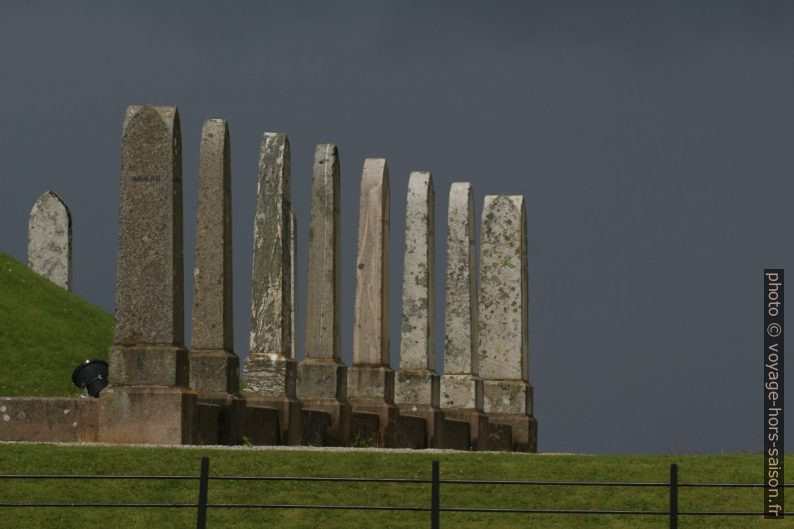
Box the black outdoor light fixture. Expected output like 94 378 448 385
71 359 109 398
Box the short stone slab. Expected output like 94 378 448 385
444 408 489 451
398 403 444 448
28 191 72 291
99 385 196 445
0 397 97 442
243 405 280 445
443 418 471 451
300 395 351 446
244 395 301 445
301 409 333 446
487 422 513 452
350 411 381 447
199 395 246 445
395 415 428 449
196 402 221 445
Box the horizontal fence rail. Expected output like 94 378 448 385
1 458 793 528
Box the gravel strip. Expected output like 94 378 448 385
0 440 584 455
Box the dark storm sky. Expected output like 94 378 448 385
1 1 792 454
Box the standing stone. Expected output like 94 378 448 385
347 158 398 446
189 119 239 395
243 132 301 445
290 209 297 368
439 182 488 450
27 191 72 291
478 195 537 452
99 105 196 445
296 144 351 443
394 172 444 447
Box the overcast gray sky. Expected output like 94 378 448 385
1 1 792 454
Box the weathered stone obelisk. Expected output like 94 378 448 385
347 158 399 446
243 132 301 445
296 144 351 443
27 191 72 291
394 172 444 447
188 119 242 445
190 119 239 395
478 195 537 452
439 182 489 450
99 105 197 445
290 209 297 372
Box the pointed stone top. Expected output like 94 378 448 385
361 158 389 191
31 191 70 217
314 144 340 183
315 143 338 158
408 171 432 193
263 131 288 143
202 118 228 136
122 105 179 135
259 133 290 177
449 182 472 203
483 194 524 212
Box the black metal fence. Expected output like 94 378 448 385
0 457 791 528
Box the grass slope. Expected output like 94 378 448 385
0 444 786 529
0 251 113 396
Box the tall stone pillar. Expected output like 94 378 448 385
189 119 243 445
190 119 239 394
290 208 297 366
478 195 537 452
347 158 398 446
27 191 72 291
296 144 351 443
394 172 444 447
439 182 488 450
243 132 301 445
99 105 197 445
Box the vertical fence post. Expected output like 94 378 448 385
669 463 678 529
431 460 440 529
197 456 210 529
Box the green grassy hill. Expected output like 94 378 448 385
0 444 785 529
0 251 113 396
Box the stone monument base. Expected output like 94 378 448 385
197 392 246 445
98 385 197 444
243 395 302 445
396 414 427 448
109 344 189 386
395 369 439 409
443 408 489 451
196 402 221 444
440 374 483 410
0 397 98 443
483 379 533 416
348 365 398 447
487 421 513 451
297 358 347 400
398 403 445 448
349 399 399 447
243 404 281 445
301 408 332 445
347 365 395 400
189 349 239 394
487 413 537 452
443 418 471 450
299 397 351 445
